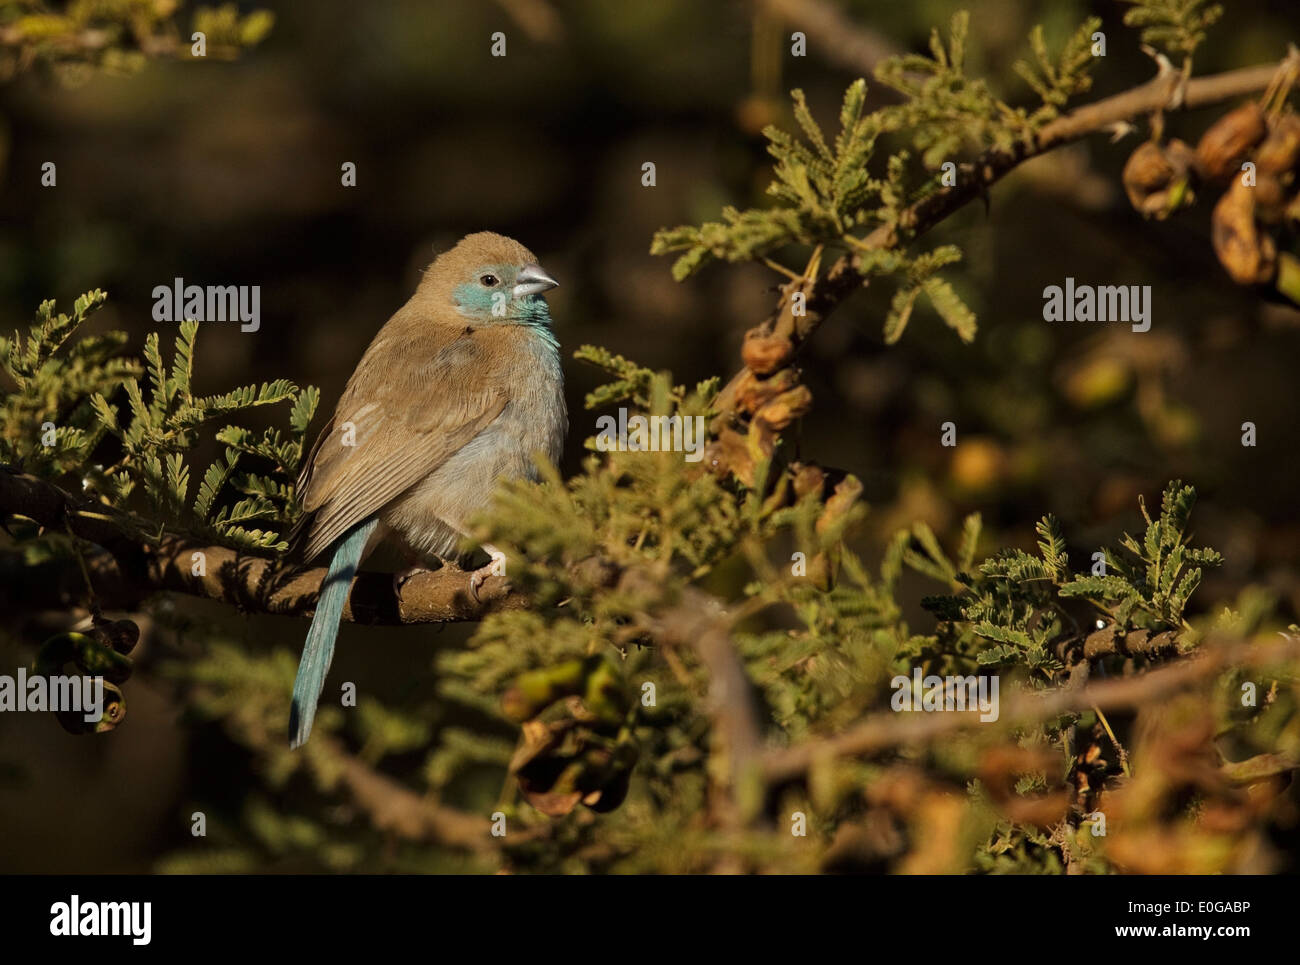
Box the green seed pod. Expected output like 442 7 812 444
90 681 127 734
71 633 133 684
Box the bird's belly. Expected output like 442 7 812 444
381 396 564 561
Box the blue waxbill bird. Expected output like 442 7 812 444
288 232 566 748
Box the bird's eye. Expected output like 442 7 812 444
480 274 499 287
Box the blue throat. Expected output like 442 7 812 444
519 300 559 352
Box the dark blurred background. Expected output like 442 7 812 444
2 0 1299 871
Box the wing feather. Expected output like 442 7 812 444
295 324 507 561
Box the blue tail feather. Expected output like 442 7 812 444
289 517 377 748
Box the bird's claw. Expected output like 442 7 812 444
469 567 510 602
392 564 433 600
469 567 489 602
469 549 509 602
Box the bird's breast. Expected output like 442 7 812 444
381 326 566 557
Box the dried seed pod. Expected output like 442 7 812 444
754 384 813 430
1122 140 1195 219
815 474 863 536
702 426 754 483
1254 171 1287 225
1196 102 1268 183
747 413 778 461
791 462 826 499
1165 138 1199 172
1123 142 1173 198
741 329 794 375
733 367 798 416
1256 113 1300 177
1211 179 1277 285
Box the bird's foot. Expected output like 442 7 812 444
469 544 509 602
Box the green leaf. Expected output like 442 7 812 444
1120 0 1222 59
144 332 168 418
1035 514 1067 579
923 276 976 343
973 621 1032 649
195 449 240 521
1059 574 1140 601
958 512 982 571
170 319 199 402
884 286 920 344
290 385 320 436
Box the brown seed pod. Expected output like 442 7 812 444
1124 141 1174 194
791 462 826 499
754 385 813 431
1256 113 1300 177
1196 102 1268 183
741 328 794 375
1122 140 1195 219
815 474 863 536
702 426 754 483
733 366 799 416
1254 171 1287 225
1211 179 1277 285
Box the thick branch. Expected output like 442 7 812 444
0 467 523 624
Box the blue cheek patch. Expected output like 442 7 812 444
454 265 516 318
453 281 496 316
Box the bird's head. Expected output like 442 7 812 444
419 231 558 327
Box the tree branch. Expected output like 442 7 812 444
0 467 524 625
753 0 904 77
714 52 1300 424
861 56 1294 253
639 585 765 824
760 634 1300 783
322 736 494 854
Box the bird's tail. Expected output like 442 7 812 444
289 517 378 748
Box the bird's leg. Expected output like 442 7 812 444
468 542 509 601
438 517 510 601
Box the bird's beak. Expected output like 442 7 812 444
513 263 559 298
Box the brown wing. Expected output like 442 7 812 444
294 325 506 562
